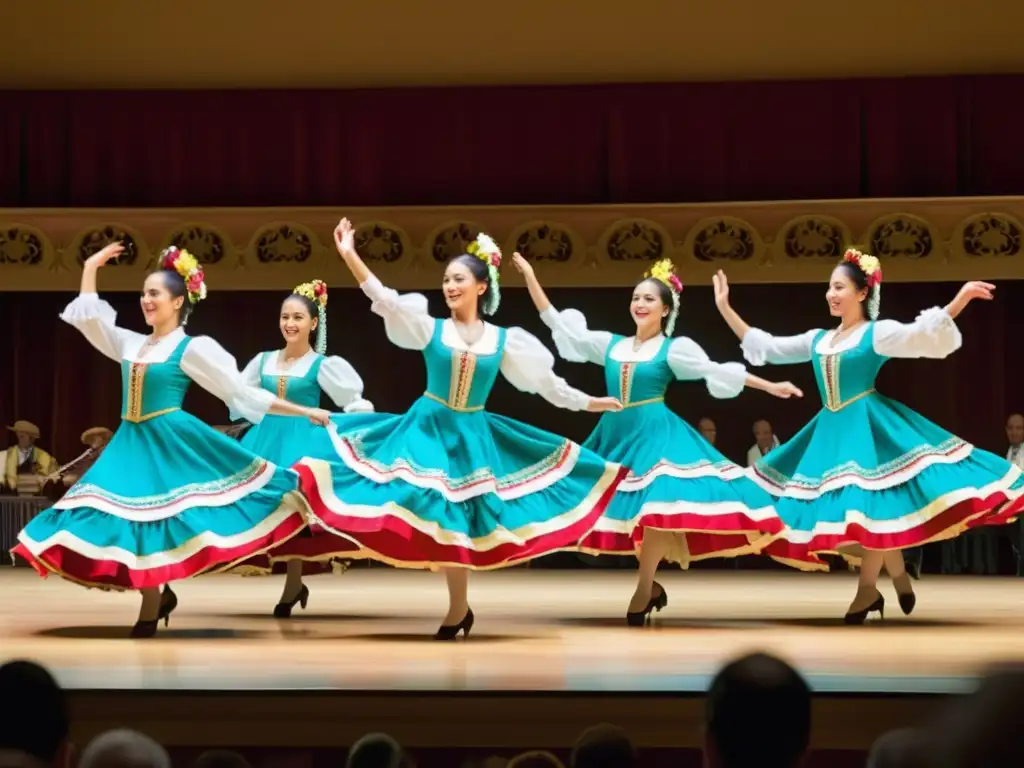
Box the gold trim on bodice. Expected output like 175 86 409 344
122 407 181 424
447 351 478 410
125 362 147 421
121 361 182 423
823 388 876 412
819 353 875 412
276 376 288 399
622 396 665 409
422 391 484 412
618 362 635 405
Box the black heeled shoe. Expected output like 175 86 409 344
273 584 310 619
844 592 885 625
434 608 474 640
130 586 179 638
626 581 668 627
895 589 916 616
892 574 916 615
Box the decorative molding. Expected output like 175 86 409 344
3 197 1024 291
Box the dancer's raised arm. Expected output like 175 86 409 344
332 217 433 351
713 269 819 367
872 281 992 359
60 243 147 362
513 253 613 365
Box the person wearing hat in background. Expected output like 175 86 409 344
47 427 114 488
3 421 58 496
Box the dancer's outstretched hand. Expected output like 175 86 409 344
511 252 535 279
308 408 332 426
333 218 355 257
712 270 730 310
587 396 624 413
767 381 803 399
85 242 124 268
957 281 995 303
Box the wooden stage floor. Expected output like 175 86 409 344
3 567 1024 695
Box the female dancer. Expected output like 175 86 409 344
513 254 806 625
291 218 626 638
234 280 379 616
12 243 332 637
713 249 1024 622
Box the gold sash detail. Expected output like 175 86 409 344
622 396 665 409
823 389 876 412
121 407 182 424
422 392 484 413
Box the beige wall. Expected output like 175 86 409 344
7 0 1024 88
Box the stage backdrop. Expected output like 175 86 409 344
2 280 1019 466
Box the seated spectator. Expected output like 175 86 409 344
704 652 810 768
346 734 412 768
506 752 564 768
78 730 169 768
0 661 71 768
570 724 636 768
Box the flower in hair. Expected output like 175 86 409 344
161 246 207 303
843 248 882 288
467 233 502 268
294 279 328 308
645 259 683 294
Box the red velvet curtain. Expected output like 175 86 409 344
2 76 1023 208
3 282 1019 469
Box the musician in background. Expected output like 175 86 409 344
4 420 58 496
58 427 113 486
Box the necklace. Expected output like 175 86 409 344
278 347 309 370
632 332 661 352
828 320 865 348
139 330 173 358
453 319 484 347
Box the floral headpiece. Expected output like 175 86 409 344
643 258 683 335
843 248 882 288
841 248 882 319
646 258 684 294
292 279 329 354
294 279 328 308
465 233 502 315
161 246 207 305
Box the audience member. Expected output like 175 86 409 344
704 652 810 768
697 418 717 446
0 661 71 768
346 734 412 768
570 724 635 768
506 752 564 768
925 664 1024 767
865 728 929 768
78 731 169 768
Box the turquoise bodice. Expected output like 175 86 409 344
603 335 673 408
811 323 886 411
120 336 192 422
422 319 506 412
259 351 324 407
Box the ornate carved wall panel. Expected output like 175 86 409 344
3 198 1024 291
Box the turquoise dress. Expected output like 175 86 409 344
232 349 382 572
288 276 626 569
742 310 1023 563
540 307 810 569
12 295 307 590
